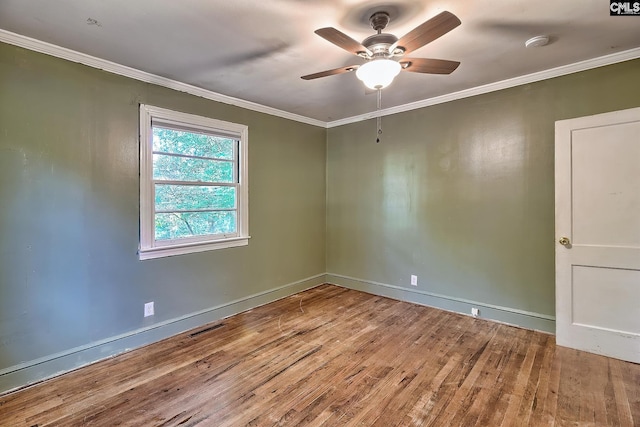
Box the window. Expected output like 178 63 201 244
139 105 249 260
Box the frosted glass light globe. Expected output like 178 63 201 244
356 59 402 90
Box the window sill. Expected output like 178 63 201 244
139 236 250 260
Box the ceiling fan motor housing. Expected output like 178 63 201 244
362 33 400 57
362 33 404 59
362 11 405 58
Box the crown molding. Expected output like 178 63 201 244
2 29 639 130
0 29 327 128
326 47 640 128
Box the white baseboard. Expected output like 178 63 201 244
326 273 555 334
0 274 326 394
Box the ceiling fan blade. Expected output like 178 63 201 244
393 11 461 55
315 28 372 56
301 65 359 80
400 58 460 74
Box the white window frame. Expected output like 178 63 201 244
139 104 249 260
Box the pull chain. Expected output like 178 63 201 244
376 89 382 143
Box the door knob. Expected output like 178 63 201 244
559 237 570 246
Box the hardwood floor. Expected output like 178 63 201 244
1 285 639 426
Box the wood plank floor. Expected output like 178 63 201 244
1 285 639 426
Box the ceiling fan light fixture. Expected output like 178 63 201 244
356 59 401 89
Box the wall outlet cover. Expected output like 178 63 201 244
410 275 418 286
144 302 154 317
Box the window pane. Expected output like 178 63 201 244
152 127 235 160
153 154 234 183
155 211 237 240
155 185 236 211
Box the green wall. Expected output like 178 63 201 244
326 58 640 329
0 42 326 391
1 37 639 393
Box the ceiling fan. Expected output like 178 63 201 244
301 10 461 90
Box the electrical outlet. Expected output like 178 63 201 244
410 275 418 286
471 307 479 318
144 301 154 317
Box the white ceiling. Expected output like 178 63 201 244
1 0 639 123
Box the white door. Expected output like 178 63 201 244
555 107 640 363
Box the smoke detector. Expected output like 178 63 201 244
525 35 550 48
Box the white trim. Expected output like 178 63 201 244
327 47 640 128
139 104 249 259
139 105 154 251
0 29 325 128
326 273 555 334
327 273 555 321
138 237 250 260
1 29 639 129
238 124 249 240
